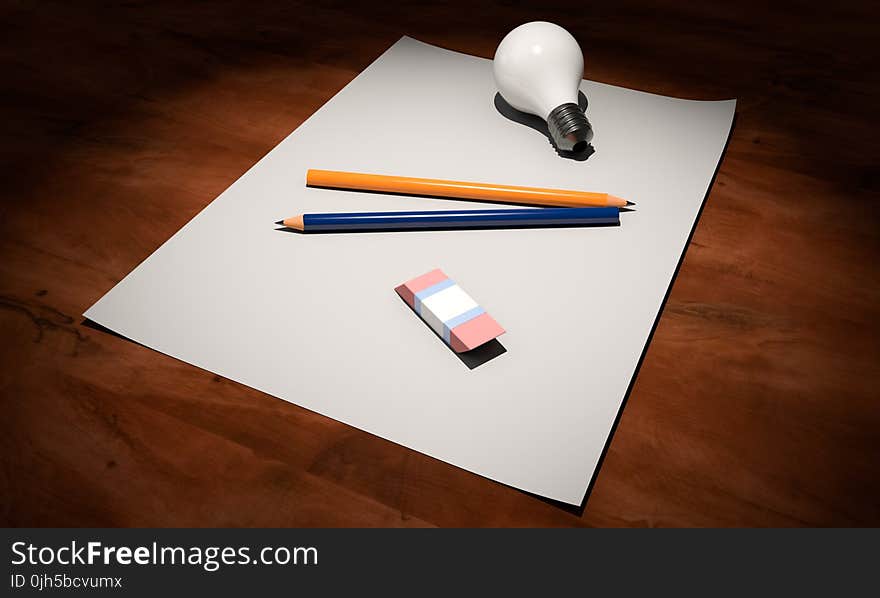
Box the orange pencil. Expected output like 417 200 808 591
306 169 628 208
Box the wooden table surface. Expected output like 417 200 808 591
1 1 877 527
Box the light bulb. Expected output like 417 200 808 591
493 21 593 152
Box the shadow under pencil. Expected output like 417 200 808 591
303 184 595 208
274 221 620 234
302 185 619 209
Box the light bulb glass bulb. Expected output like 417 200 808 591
493 21 593 152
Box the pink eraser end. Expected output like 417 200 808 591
449 312 505 352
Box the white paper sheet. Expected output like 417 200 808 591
84 37 735 505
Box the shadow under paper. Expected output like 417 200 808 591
558 113 739 516
494 91 595 161
81 318 146 347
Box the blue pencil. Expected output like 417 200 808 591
276 207 619 232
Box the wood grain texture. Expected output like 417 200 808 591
1 0 877 527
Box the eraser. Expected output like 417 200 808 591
395 269 505 353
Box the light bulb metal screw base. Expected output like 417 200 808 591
546 103 593 153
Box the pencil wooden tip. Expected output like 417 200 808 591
607 195 628 207
280 215 305 231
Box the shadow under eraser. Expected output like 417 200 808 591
395 269 505 353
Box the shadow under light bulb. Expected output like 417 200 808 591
493 21 593 153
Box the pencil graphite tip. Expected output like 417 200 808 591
626 200 636 206
274 220 284 225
